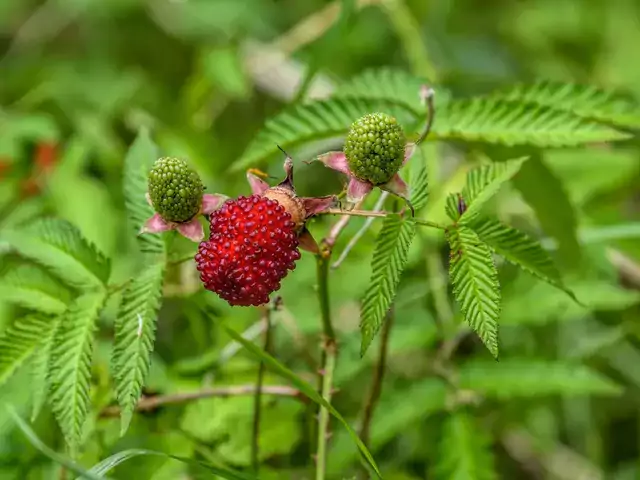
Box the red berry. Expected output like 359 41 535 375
195 194 301 306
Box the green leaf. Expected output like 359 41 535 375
123 128 164 254
220 322 381 478
491 80 640 129
407 145 429 212
231 97 415 172
84 448 258 480
112 261 165 435
460 157 528 223
433 411 497 480
471 218 576 302
0 315 56 387
513 156 580 267
458 359 622 398
445 192 462 222
0 264 71 314
448 227 500 358
0 218 110 288
334 68 428 115
360 214 416 356
31 321 58 421
49 289 106 451
6 407 106 480
433 98 630 146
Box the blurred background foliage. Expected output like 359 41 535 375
1 0 640 479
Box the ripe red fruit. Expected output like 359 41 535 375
195 194 301 306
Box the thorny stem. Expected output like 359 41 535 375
359 308 394 448
320 208 448 231
99 385 301 417
314 202 357 479
252 305 273 473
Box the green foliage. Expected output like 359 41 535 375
458 359 622 398
123 129 163 254
360 214 416 356
434 411 497 480
0 315 55 387
0 264 71 315
30 325 57 421
448 226 501 357
112 262 165 435
407 146 429 211
49 290 106 451
471 218 569 296
221 322 382 478
513 156 581 266
433 98 630 146
460 157 527 223
492 80 640 128
0 218 110 288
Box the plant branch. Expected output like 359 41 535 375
320 208 448 230
359 308 394 448
100 385 301 417
332 192 389 269
252 305 273 472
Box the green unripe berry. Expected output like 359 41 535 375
148 157 204 222
344 112 406 185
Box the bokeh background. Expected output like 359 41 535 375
1 0 640 479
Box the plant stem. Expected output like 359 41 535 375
252 306 272 472
315 245 340 479
359 308 394 448
99 385 301 417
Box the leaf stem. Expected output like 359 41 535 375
320 208 448 231
252 306 272 472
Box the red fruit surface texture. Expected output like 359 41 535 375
196 194 301 306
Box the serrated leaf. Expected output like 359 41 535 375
458 359 622 398
0 264 71 314
0 315 56 387
334 68 428 115
460 157 528 223
513 155 580 267
492 80 640 128
445 193 462 222
360 214 416 356
31 321 58 421
220 322 381 478
433 98 630 146
433 411 497 480
123 129 163 254
49 289 106 450
407 146 429 211
448 227 500 357
471 218 576 303
0 218 110 288
232 97 415 172
112 261 165 435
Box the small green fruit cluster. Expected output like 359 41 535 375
344 112 406 185
148 157 204 222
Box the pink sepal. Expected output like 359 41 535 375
201 193 227 214
316 151 350 175
247 172 270 195
403 143 416 166
381 174 414 214
298 228 319 254
301 195 337 218
346 177 373 204
140 213 172 235
176 218 205 242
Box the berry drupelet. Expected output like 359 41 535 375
196 195 301 306
196 154 336 307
